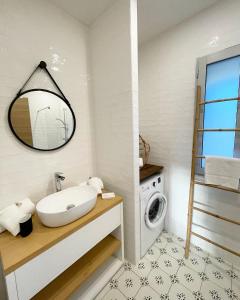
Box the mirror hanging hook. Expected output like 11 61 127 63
15 60 70 106
39 61 47 69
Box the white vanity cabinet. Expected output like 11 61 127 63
1 197 124 300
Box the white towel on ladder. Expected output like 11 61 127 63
205 156 240 189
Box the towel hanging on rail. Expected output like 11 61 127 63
205 156 240 189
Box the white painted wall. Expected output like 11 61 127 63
139 0 240 264
0 0 95 209
90 0 140 263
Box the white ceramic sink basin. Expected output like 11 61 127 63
36 186 97 227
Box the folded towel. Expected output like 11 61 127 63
0 205 27 236
88 177 104 189
205 156 240 189
79 177 104 194
88 177 104 194
15 198 35 215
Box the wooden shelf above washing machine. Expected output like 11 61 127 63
140 164 164 182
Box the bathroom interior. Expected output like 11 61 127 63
0 0 240 299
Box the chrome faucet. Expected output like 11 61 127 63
55 172 65 192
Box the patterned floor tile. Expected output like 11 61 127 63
132 257 152 278
192 290 206 300
224 286 239 300
145 245 161 261
157 246 169 257
164 235 175 245
117 270 140 298
161 230 173 239
155 235 168 249
230 267 240 281
135 285 160 300
168 283 195 300
165 242 185 259
210 255 233 272
177 265 202 292
184 252 206 273
197 270 210 283
102 288 126 300
172 235 185 248
157 253 179 275
148 258 161 271
175 257 187 269
148 267 171 294
190 244 209 259
95 231 237 300
205 263 231 290
122 261 134 272
201 281 227 300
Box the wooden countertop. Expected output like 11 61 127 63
140 164 164 181
0 195 123 275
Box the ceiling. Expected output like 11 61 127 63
138 0 219 44
50 0 116 25
50 0 219 43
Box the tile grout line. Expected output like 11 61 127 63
167 265 181 296
116 287 127 299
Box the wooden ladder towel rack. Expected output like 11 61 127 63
185 86 240 258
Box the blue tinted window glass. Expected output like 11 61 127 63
202 56 240 164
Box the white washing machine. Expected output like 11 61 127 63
140 173 167 258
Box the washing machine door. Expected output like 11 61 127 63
145 192 167 229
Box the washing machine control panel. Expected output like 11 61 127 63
141 174 163 194
152 177 161 186
152 176 161 187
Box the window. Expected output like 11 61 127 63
197 46 240 173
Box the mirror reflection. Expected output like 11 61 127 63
9 90 75 150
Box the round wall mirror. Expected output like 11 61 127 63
8 89 76 151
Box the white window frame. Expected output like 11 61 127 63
196 45 240 175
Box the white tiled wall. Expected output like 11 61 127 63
139 0 240 263
90 0 140 263
0 0 95 209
